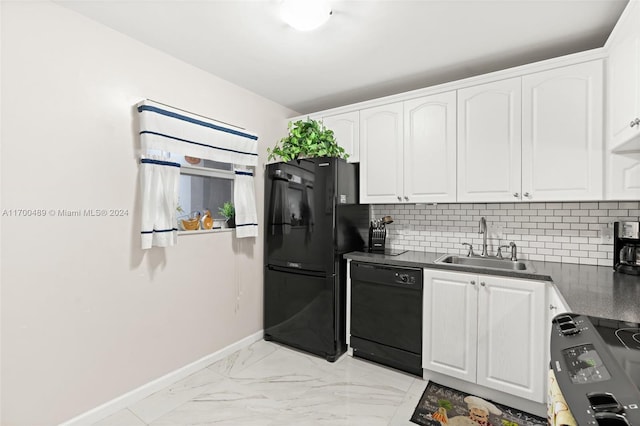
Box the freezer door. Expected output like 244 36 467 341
265 158 366 272
264 266 344 361
265 159 336 272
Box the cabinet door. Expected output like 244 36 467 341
458 78 522 202
423 269 477 382
607 151 640 199
607 0 640 151
404 92 457 203
360 103 404 203
522 60 604 201
322 111 359 163
476 276 546 403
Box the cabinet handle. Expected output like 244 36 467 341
397 196 402 202
630 118 640 128
523 192 530 198
513 192 519 198
404 196 409 201
550 304 557 310
470 280 476 286
480 281 486 287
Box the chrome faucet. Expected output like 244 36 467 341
497 241 518 261
509 241 518 261
479 217 488 257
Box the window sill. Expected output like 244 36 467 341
177 228 235 236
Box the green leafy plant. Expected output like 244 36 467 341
267 118 349 162
218 201 235 220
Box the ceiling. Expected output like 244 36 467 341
56 0 628 115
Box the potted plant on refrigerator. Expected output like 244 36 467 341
267 118 349 162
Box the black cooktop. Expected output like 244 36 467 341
587 315 640 389
550 313 640 425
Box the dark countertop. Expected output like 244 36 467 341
344 250 640 323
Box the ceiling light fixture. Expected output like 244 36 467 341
280 0 332 31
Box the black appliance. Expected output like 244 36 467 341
264 157 369 362
550 313 640 425
350 261 423 376
614 221 640 276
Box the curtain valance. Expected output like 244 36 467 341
137 100 258 166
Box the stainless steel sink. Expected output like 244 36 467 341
434 254 535 273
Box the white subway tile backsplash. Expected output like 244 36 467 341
619 202 639 209
571 209 589 216
582 217 599 223
580 202 599 209
550 204 563 209
374 201 640 266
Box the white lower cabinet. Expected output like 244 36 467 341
423 269 547 403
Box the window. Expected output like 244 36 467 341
170 154 234 230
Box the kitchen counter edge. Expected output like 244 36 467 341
344 250 640 324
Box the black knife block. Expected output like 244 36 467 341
368 225 386 253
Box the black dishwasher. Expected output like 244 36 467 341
350 261 423 376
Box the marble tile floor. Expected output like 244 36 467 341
93 339 428 426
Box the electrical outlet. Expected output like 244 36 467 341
599 223 614 245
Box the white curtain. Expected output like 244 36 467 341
137 100 258 166
139 157 181 249
137 100 260 248
233 167 258 238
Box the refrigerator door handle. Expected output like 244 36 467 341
267 264 329 278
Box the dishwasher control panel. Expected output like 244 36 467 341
395 272 416 284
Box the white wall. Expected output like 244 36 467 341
0 2 296 425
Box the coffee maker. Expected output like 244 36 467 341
613 221 640 275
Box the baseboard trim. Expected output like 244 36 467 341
60 330 264 426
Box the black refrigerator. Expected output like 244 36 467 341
264 157 369 362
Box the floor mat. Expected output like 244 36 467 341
411 381 547 426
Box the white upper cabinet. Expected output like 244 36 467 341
360 93 457 203
322 111 360 163
457 78 522 202
404 92 457 203
607 0 640 152
606 0 640 200
522 60 604 201
360 103 404 203
607 151 640 199
458 62 603 203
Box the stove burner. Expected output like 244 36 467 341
615 328 640 349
